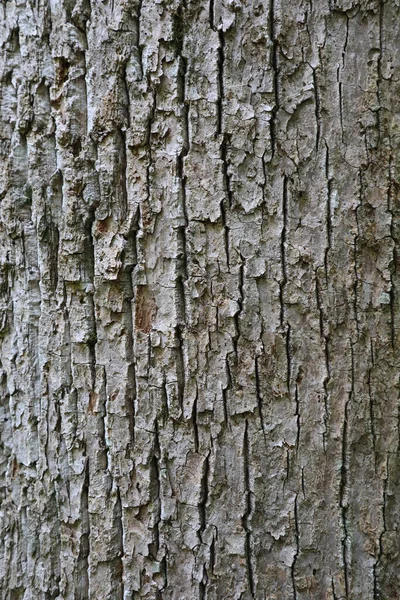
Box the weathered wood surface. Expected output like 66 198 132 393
1 0 400 598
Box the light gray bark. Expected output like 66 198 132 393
1 0 400 598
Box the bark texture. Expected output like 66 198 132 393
1 0 400 598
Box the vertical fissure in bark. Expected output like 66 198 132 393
286 323 292 398
280 176 288 328
315 272 330 451
242 420 255 597
99 366 111 472
209 0 215 29
216 29 225 136
373 454 388 600
118 130 129 221
368 340 377 462
112 485 125 599
192 393 199 453
216 25 233 270
269 0 279 159
174 325 186 414
353 172 362 338
340 396 350 600
324 142 333 280
291 493 299 600
387 153 396 349
199 451 210 539
150 419 161 560
294 383 300 454
136 0 144 79
337 70 344 143
255 357 266 439
233 256 244 356
340 342 354 599
76 458 90 600
177 49 189 326
376 0 384 138
222 363 230 425
312 67 321 150
219 198 231 269
123 256 137 446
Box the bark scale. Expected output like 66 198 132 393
0 0 400 599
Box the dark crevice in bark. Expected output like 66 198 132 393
161 377 170 425
87 288 97 391
340 344 353 600
373 454 388 600
118 129 129 220
209 534 216 576
121 61 131 131
294 383 300 454
280 176 288 328
176 52 189 321
192 393 199 453
342 14 349 68
160 552 168 592
337 69 344 143
255 357 266 440
353 172 362 338
209 0 215 29
222 373 229 425
76 458 90 600
112 485 125 599
331 578 338 600
199 580 206 600
284 448 290 485
242 420 255 598
291 494 299 600
175 325 186 415
144 90 157 214
136 0 144 79
286 323 292 394
149 419 161 560
312 67 321 150
221 134 233 212
176 52 189 332
221 356 233 426
233 256 244 356
216 30 225 136
269 0 279 159
315 270 330 450
123 219 138 448
219 199 230 269
216 27 233 269
387 153 396 349
99 366 111 471
340 401 350 600
199 452 210 540
368 339 377 464
375 0 383 139
324 142 333 281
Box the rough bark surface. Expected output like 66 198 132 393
1 0 400 598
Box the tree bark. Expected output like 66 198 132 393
1 0 400 598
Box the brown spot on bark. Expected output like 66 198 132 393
141 201 153 229
135 285 157 334
97 217 111 234
110 389 119 401
11 456 19 477
88 391 97 413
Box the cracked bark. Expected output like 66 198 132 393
1 1 400 599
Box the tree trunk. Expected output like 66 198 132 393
1 0 399 598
